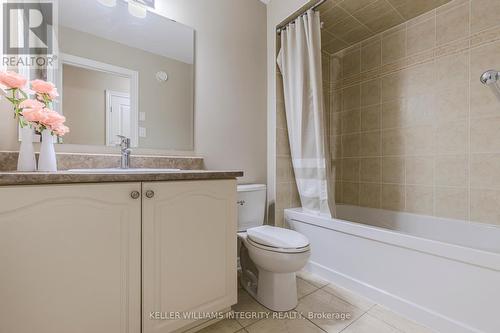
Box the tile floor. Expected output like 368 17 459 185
198 271 437 333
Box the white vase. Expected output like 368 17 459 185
17 126 37 172
38 129 57 172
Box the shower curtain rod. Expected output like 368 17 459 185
276 0 327 34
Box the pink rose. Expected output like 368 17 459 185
46 87 59 99
43 109 66 128
31 79 58 99
36 88 59 100
22 108 48 123
0 71 27 89
52 124 70 137
19 99 45 110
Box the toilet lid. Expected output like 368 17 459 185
247 226 310 249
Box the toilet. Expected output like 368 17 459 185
237 184 310 312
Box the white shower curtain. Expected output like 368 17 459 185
277 10 333 217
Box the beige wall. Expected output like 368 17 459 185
156 0 268 184
330 0 500 226
63 64 130 146
0 98 20 151
60 26 194 151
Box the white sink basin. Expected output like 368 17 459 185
67 168 181 173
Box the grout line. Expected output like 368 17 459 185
299 289 320 300
301 277 433 332
323 1 500 218
330 1 498 214
357 82 362 199
385 0 405 21
338 310 373 333
327 3 500 60
336 30 495 90
467 0 472 224
321 1 394 53
404 17 408 60
434 3 438 47
338 119 471 136
324 1 379 45
378 44 383 209
306 286 372 333
432 6 438 218
304 316 329 332
339 180 475 191
366 312 409 333
238 317 264 330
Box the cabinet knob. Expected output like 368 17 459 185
145 190 155 199
130 191 141 200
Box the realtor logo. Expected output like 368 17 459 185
2 1 57 68
3 2 53 55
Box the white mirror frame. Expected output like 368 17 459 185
57 53 140 147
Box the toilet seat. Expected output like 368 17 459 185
246 237 310 253
246 226 310 254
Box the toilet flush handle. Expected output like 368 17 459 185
237 200 246 206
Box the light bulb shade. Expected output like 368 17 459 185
97 0 117 7
128 0 147 18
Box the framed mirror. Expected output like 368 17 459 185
54 0 195 151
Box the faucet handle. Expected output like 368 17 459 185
117 135 130 148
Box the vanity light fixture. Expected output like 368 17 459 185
97 0 155 18
98 0 117 7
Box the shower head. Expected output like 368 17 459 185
481 70 500 101
480 70 500 85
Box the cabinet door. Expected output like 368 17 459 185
142 180 237 333
0 183 142 333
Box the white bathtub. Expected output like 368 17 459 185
285 205 500 333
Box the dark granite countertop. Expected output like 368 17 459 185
0 170 244 186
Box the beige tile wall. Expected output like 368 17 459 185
275 72 298 227
331 0 500 226
319 0 453 54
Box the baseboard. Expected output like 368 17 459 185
304 261 483 333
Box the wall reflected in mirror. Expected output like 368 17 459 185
62 64 132 147
55 0 195 151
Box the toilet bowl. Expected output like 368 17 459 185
237 185 311 312
238 226 310 311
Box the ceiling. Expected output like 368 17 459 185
319 0 452 54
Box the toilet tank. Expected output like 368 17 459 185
237 184 267 232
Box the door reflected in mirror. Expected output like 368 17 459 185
62 63 135 147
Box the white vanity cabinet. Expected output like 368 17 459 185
142 180 238 333
0 183 142 333
0 179 237 333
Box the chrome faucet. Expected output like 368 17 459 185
117 135 131 169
